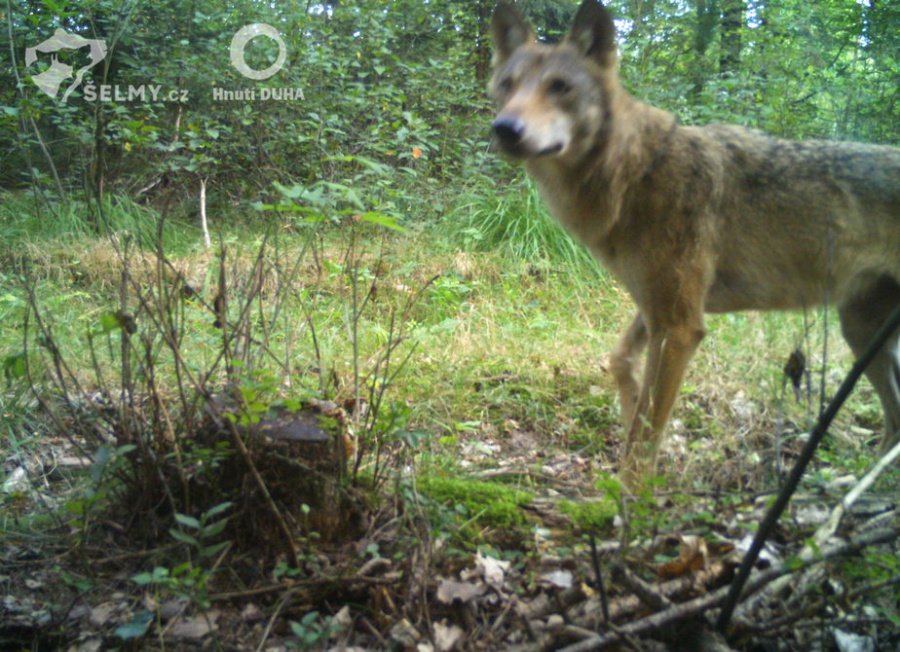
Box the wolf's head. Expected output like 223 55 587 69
490 0 618 161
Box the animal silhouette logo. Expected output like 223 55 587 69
26 28 107 102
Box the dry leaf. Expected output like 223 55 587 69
88 603 118 628
164 609 220 641
539 569 574 590
476 552 510 589
436 578 486 604
389 618 421 646
657 535 709 579
433 621 465 651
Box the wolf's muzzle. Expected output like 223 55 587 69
492 116 525 148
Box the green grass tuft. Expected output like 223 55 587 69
448 177 603 278
0 192 195 251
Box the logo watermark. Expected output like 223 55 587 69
230 23 286 80
27 22 303 104
83 84 189 103
26 28 106 102
212 87 304 101
215 22 303 102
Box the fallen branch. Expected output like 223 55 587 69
716 301 900 631
566 563 728 626
735 438 900 621
814 436 900 548
556 522 899 652
738 573 900 638
210 574 398 602
610 563 673 611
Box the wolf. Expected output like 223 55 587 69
489 0 900 484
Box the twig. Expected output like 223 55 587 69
610 563 672 611
6 0 64 198
738 573 900 637
255 586 301 652
199 177 211 248
735 439 900 620
814 436 900 548
557 523 900 652
589 535 610 623
210 575 398 602
716 301 900 631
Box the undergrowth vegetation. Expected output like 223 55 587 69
2 190 894 648
2 0 899 645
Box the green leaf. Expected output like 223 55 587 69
169 528 200 547
98 312 121 332
357 211 405 232
131 567 170 585
272 181 306 199
90 444 113 485
41 0 68 16
204 501 233 519
115 611 154 640
96 311 136 335
64 500 86 516
200 540 230 558
172 561 195 577
201 518 229 539
2 353 26 380
784 555 804 571
174 513 202 530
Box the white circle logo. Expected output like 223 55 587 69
230 23 286 80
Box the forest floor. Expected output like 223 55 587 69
1 223 898 651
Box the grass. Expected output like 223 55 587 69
0 191 193 248
449 175 606 282
0 190 882 493
1 189 895 650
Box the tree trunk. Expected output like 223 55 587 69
719 0 743 74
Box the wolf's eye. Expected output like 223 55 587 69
498 76 513 93
548 78 571 95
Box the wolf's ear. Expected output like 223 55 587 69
491 2 535 64
565 0 617 68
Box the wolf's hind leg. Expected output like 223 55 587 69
838 275 900 452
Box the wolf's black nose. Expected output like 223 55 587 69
492 116 524 146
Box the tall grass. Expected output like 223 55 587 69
449 177 604 280
0 191 193 250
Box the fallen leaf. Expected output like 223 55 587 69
658 535 708 579
833 627 875 652
434 620 465 651
158 597 189 621
164 610 220 641
476 552 510 589
390 618 421 646
436 578 486 604
88 603 118 627
539 569 574 590
334 604 353 629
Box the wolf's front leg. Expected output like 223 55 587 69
620 320 705 488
